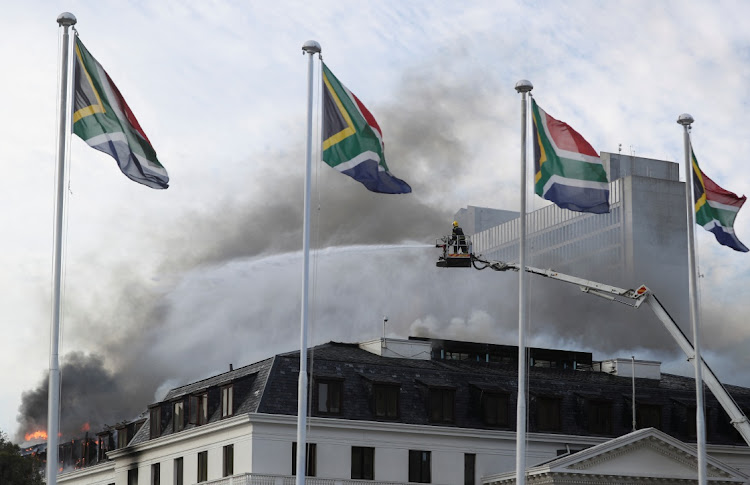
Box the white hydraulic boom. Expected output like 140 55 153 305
469 256 750 446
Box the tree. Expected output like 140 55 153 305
0 430 43 485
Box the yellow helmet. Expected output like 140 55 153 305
453 220 459 227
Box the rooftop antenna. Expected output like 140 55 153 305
382 316 389 347
618 143 622 154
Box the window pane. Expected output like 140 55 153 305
317 383 329 413
464 453 475 485
174 402 184 432
151 463 160 485
386 387 398 417
173 458 183 485
292 443 316 477
408 450 431 483
200 394 208 425
222 387 234 418
197 451 207 483
150 409 161 439
223 445 234 477
351 447 374 480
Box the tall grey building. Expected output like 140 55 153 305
456 153 688 319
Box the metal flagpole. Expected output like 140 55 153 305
47 12 76 485
677 113 707 485
514 79 533 485
632 356 636 432
296 39 321 485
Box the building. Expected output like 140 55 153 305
56 336 750 485
456 153 689 309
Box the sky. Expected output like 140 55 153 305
1 0 749 443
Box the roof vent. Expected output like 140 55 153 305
359 338 431 360
600 358 661 380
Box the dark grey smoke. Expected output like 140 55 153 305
16 352 135 442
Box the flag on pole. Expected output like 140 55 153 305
321 63 411 194
531 98 609 213
692 146 748 252
72 37 169 189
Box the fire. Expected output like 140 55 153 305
81 422 90 432
25 430 48 441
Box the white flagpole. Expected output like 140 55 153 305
677 113 707 485
296 39 321 485
47 12 76 485
514 80 533 485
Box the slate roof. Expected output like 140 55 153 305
129 339 750 447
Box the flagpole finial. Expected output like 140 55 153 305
677 113 694 126
515 80 533 93
302 40 321 54
57 12 77 26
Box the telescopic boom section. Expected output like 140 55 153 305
439 252 750 446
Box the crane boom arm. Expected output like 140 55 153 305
477 258 750 446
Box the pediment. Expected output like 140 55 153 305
483 428 749 484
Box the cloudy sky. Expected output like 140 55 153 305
1 1 749 442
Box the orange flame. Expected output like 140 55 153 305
81 422 90 432
25 430 48 441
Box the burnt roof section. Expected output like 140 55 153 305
260 341 750 445
129 356 276 446
126 339 750 448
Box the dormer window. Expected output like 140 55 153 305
481 392 509 427
374 384 399 419
150 406 161 439
587 399 612 434
117 427 129 448
429 388 455 423
536 396 561 432
190 393 209 425
315 379 343 415
221 385 234 418
174 401 185 432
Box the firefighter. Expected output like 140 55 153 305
451 220 468 253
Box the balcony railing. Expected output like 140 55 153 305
205 473 450 485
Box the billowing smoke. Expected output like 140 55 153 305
17 352 135 441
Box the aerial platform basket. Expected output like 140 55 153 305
435 236 473 268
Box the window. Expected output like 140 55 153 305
482 393 509 427
173 458 183 485
316 379 343 415
292 442 317 477
374 385 399 419
587 400 612 434
150 407 161 439
429 388 455 423
221 386 234 418
190 393 209 425
223 445 234 477
408 450 431 483
536 397 561 431
118 427 129 448
127 468 138 485
98 432 113 461
174 401 185 432
636 404 661 430
464 453 475 485
151 463 160 485
197 451 208 483
351 446 374 480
